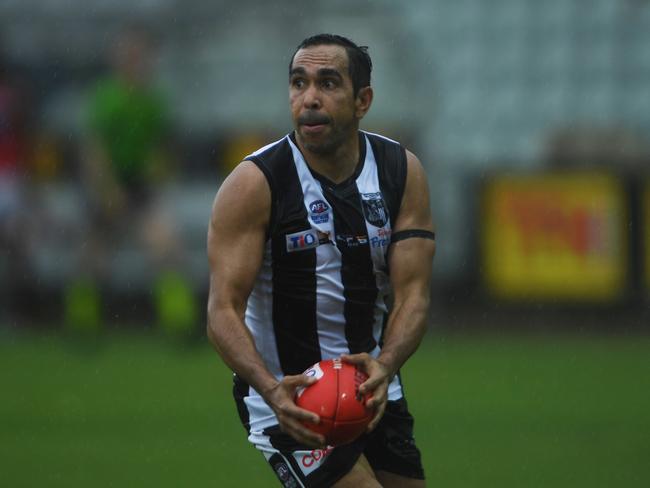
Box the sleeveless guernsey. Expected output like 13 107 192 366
235 130 408 435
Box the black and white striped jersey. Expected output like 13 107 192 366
236 130 408 435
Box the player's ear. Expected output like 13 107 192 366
354 86 373 119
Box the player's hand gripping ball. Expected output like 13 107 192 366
295 358 373 446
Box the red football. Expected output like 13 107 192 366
295 358 373 446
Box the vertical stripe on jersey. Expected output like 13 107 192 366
324 188 379 354
288 134 378 356
365 131 407 229
268 140 321 376
356 135 393 346
287 137 348 360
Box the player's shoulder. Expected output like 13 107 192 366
398 148 431 223
217 160 269 203
220 133 291 189
244 134 293 168
361 130 406 172
404 148 425 173
362 130 420 168
211 135 293 225
209 159 271 235
362 130 427 185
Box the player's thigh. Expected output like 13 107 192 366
376 469 426 488
332 455 381 488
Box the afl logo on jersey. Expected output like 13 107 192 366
361 192 388 227
309 200 330 224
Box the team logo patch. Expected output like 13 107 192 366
309 199 330 224
361 192 388 227
286 229 331 253
273 461 298 488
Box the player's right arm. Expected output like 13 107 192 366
206 161 325 447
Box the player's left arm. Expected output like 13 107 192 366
378 149 435 378
343 150 435 430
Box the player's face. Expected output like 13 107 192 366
289 45 360 155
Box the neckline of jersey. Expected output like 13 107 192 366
289 131 366 190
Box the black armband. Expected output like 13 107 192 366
390 229 436 244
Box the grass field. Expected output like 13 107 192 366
1 329 649 487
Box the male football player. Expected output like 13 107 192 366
207 34 435 487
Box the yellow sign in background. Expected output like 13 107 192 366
482 173 627 301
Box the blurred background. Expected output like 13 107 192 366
1 0 649 486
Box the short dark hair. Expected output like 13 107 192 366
290 34 372 96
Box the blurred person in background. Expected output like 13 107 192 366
68 25 197 336
207 34 435 487
0 41 33 324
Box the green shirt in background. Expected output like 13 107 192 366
88 78 167 185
